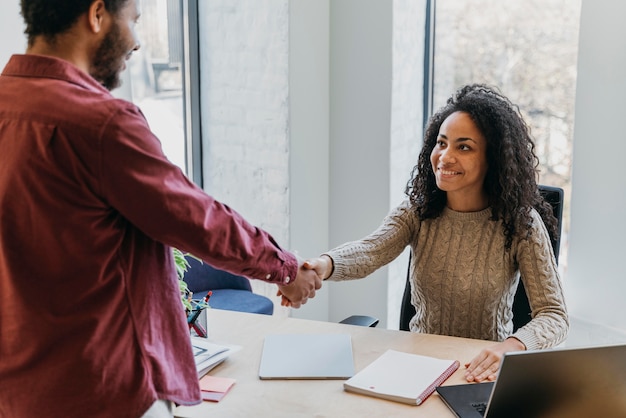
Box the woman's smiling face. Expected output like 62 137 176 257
430 111 489 211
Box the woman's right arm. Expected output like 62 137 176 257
312 200 418 282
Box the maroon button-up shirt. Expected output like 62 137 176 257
0 54 297 418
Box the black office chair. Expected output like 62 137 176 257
510 185 563 331
183 256 275 315
342 185 564 332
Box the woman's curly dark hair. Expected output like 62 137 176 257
20 0 129 46
405 84 558 249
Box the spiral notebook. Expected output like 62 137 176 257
343 349 459 405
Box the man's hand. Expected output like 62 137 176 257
276 258 323 308
464 337 526 382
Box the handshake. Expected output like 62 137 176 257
276 255 333 308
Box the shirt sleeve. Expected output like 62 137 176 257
511 209 569 349
97 102 297 284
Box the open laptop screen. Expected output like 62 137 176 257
437 344 626 418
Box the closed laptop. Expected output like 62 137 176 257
259 333 355 380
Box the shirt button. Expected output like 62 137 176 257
266 274 271 280
284 276 290 284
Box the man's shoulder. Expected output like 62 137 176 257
2 54 142 127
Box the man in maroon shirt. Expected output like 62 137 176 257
0 1 322 417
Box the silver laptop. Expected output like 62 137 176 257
259 333 355 380
436 344 626 418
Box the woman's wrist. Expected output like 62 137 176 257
320 254 334 280
505 336 527 351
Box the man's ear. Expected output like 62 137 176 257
87 0 108 34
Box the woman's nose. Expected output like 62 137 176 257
440 148 454 163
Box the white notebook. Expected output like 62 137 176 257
344 349 459 405
258 334 355 380
191 337 240 378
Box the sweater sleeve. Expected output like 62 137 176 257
325 200 417 281
511 209 569 350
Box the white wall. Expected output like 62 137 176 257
289 0 331 320
566 0 626 332
290 0 397 324
195 1 292 309
0 1 24 64
326 0 393 326
290 0 426 326
197 0 290 243
387 0 427 328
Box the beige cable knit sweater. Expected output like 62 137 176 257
326 200 569 350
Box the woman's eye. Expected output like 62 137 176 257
459 144 470 151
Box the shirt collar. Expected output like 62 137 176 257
2 54 110 95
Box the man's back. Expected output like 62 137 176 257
2 1 320 416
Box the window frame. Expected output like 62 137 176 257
181 0 203 187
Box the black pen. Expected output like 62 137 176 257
187 307 203 324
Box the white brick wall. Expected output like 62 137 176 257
198 1 290 240
198 0 290 304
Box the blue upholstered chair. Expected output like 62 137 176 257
183 256 274 315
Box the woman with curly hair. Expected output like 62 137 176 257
300 84 569 383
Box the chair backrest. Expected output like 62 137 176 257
182 256 253 295
511 185 563 330
399 185 564 332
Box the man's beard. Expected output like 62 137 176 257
90 22 128 91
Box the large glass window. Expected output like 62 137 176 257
433 0 582 269
127 0 187 172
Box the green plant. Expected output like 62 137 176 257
172 248 208 312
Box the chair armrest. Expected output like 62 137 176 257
339 315 379 328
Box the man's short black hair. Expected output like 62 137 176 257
20 0 129 46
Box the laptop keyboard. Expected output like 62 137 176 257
472 402 487 416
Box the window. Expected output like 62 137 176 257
123 0 290 312
432 0 582 270
127 0 187 173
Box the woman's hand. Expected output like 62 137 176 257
302 255 333 281
465 337 526 382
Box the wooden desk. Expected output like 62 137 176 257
175 309 493 418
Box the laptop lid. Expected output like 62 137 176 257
437 344 626 418
258 333 355 380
